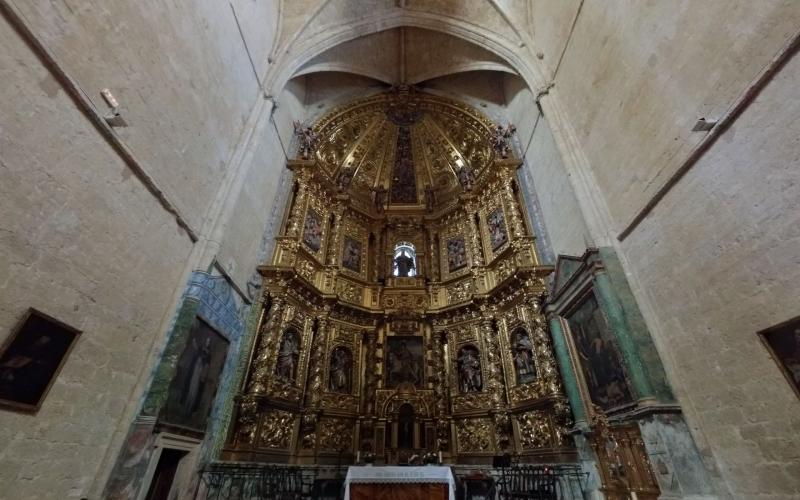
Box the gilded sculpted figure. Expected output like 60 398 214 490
276 331 299 382
458 346 482 393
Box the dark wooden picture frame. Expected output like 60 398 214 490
0 308 81 412
758 315 800 400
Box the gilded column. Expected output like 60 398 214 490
432 331 448 417
426 226 440 281
479 310 506 409
362 331 377 415
326 200 347 266
499 165 525 239
305 311 330 408
247 295 286 394
286 168 312 239
462 197 485 267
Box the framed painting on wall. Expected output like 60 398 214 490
0 308 81 412
160 317 229 434
302 208 323 253
342 236 362 273
385 336 423 389
487 207 508 251
758 316 800 399
446 236 468 272
565 291 635 412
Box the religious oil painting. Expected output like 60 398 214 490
0 308 81 412
457 345 483 393
328 346 353 394
385 336 423 388
447 236 468 272
758 316 800 399
487 207 508 251
161 317 228 433
302 208 323 252
566 292 634 411
512 328 537 384
342 236 362 273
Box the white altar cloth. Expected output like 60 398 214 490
343 466 456 500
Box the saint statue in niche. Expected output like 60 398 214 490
329 346 352 393
512 329 537 384
275 330 300 382
457 345 482 393
394 251 415 277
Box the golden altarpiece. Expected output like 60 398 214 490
223 89 575 465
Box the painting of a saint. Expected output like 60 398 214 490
487 207 508 251
275 330 300 382
447 236 467 272
0 309 80 412
567 293 634 411
512 329 537 384
329 346 352 393
302 209 323 252
386 337 423 388
457 345 482 393
759 318 800 399
342 237 362 273
161 317 228 432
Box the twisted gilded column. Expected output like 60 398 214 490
479 310 506 410
305 311 330 408
247 295 286 394
499 165 526 239
462 197 485 267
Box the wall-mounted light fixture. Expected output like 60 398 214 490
100 88 127 128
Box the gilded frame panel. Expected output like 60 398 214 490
301 201 329 263
339 216 369 280
479 204 510 263
438 216 471 281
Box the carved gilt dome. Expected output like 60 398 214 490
313 88 497 209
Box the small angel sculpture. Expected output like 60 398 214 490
293 121 318 160
491 123 517 159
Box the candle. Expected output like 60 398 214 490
356 451 361 463
438 451 442 464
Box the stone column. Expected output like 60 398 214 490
247 296 286 394
548 316 586 425
593 272 656 403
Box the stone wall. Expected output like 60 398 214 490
618 49 800 498
0 1 294 498
0 13 196 499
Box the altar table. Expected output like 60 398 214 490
343 466 456 500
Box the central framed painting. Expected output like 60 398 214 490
385 336 423 389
